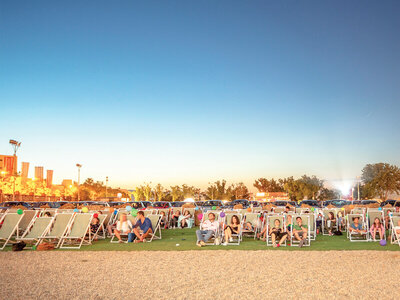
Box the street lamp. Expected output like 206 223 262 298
9 139 21 201
76 164 82 201
105 176 109 198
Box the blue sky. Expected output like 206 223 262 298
1 1 399 190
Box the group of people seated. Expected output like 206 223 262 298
195 212 309 248
170 210 193 228
107 211 153 243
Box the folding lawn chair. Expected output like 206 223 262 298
0 213 24 250
242 213 260 239
16 210 38 238
40 213 74 248
16 216 54 249
266 214 287 247
90 214 107 241
146 214 162 242
366 209 386 240
322 209 338 235
40 208 58 217
347 214 368 242
199 212 222 245
59 213 93 249
389 215 400 246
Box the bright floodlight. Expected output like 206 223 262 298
332 179 354 197
184 198 195 203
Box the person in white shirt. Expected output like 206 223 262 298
114 213 133 243
196 212 219 247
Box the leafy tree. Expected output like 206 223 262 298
280 175 323 202
206 180 234 200
154 183 165 201
253 178 284 192
205 184 218 200
170 185 183 202
232 182 250 199
142 183 153 202
318 188 340 201
361 163 400 201
181 184 196 198
132 186 144 202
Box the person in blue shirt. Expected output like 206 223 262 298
128 211 153 243
349 216 366 234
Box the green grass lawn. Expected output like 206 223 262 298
55 228 400 251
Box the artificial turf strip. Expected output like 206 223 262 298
53 228 400 251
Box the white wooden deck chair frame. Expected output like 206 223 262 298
242 213 260 239
40 213 75 248
389 215 400 245
366 209 386 241
110 210 136 243
199 212 222 245
59 213 93 249
290 214 311 247
90 214 107 241
347 214 368 242
266 214 287 247
17 216 54 249
222 213 243 245
146 214 162 242
0 213 24 250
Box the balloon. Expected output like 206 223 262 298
17 209 23 215
390 213 393 217
82 207 88 213
126 205 132 212
212 206 216 210
197 213 203 220
93 213 98 218
311 207 315 212
220 212 225 218
341 207 345 211
73 208 79 213
247 207 252 212
109 207 114 213
113 210 118 215
32 245 37 250
131 209 137 217
195 207 199 211
378 207 382 211
379 239 387 246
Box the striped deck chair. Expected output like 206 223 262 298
0 213 24 250
16 210 38 238
222 213 243 245
59 214 93 249
17 217 54 248
242 213 260 239
40 213 74 248
347 214 368 242
290 214 311 247
266 214 287 247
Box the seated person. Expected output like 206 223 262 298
170 210 181 228
269 219 288 247
316 213 323 234
385 210 392 230
394 219 400 238
292 217 308 248
284 206 290 214
114 214 133 243
178 210 192 228
349 217 367 235
43 212 52 217
196 212 219 247
223 215 240 245
129 211 153 243
90 217 100 234
159 211 168 229
326 212 336 236
370 217 385 241
337 211 344 231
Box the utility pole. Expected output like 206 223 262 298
105 176 109 198
9 139 21 201
76 164 82 201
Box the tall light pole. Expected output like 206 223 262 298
105 176 109 198
76 164 82 201
9 139 21 201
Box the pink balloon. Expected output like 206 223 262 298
197 213 203 220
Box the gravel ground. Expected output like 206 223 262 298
1 250 399 299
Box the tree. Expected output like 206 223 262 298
280 175 323 202
232 182 250 199
361 163 400 201
206 180 234 200
132 186 144 202
181 184 196 198
205 184 218 200
154 183 165 201
253 178 284 192
170 185 183 202
142 183 153 202
318 188 340 201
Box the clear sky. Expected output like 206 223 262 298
1 1 399 190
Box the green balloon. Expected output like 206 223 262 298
32 245 37 251
17 209 23 215
131 209 138 217
212 206 216 210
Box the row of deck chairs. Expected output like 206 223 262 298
198 211 314 247
0 208 164 250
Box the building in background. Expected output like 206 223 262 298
21 162 29 178
46 170 53 187
62 179 73 187
0 155 17 175
35 166 44 181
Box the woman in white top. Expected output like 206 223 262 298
114 214 133 243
